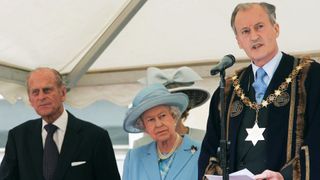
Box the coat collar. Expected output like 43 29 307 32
141 135 200 179
142 143 161 180
27 119 44 179
54 111 83 180
24 111 82 180
166 135 199 179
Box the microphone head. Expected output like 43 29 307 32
226 54 235 61
224 54 236 69
210 54 236 75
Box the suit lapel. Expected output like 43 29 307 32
228 67 253 168
142 142 161 180
165 136 198 179
54 112 82 180
266 53 294 168
27 119 44 179
264 53 293 100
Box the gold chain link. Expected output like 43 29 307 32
231 59 309 111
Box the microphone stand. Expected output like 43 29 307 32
210 54 234 180
218 70 229 180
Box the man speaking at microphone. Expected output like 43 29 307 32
199 2 320 180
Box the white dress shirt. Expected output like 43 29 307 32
251 51 283 86
42 109 68 153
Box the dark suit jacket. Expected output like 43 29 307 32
198 53 320 180
0 111 121 180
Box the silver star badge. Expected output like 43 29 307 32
245 123 265 146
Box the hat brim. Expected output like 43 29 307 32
123 93 189 133
170 87 210 109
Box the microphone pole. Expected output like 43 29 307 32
211 54 235 180
219 69 229 180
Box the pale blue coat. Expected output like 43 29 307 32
122 135 200 180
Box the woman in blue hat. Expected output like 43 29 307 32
122 83 200 180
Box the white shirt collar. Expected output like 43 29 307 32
42 109 68 132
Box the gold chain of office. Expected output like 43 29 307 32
231 59 310 111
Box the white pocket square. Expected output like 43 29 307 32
71 161 86 167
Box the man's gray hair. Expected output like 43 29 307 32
26 67 65 91
230 2 277 34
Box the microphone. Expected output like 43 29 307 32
210 54 236 75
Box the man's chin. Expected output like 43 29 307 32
36 110 52 117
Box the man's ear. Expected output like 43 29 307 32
274 23 280 37
28 96 33 106
236 35 243 49
61 86 67 101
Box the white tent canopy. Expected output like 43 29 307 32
0 0 319 107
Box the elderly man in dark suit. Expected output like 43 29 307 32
0 67 120 180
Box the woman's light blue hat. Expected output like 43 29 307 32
123 83 189 133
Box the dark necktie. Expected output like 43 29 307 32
43 124 59 180
252 68 267 103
